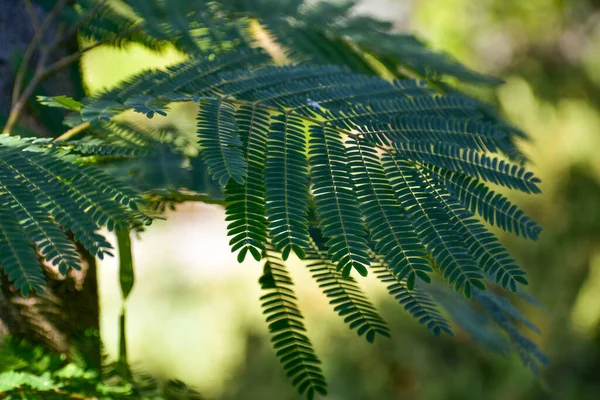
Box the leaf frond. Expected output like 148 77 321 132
259 250 327 400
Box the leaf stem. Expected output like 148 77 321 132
54 122 91 141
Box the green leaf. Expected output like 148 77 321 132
36 95 84 111
306 236 390 342
0 371 60 392
117 229 135 299
347 138 432 285
225 105 271 261
197 98 247 186
265 113 311 259
259 250 328 400
418 166 528 292
382 155 486 297
370 254 453 337
308 125 370 277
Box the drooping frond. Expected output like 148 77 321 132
65 10 546 387
78 50 542 298
308 125 371 277
424 166 541 240
0 136 147 294
259 250 327 400
382 155 486 298
415 166 528 292
369 256 453 337
0 206 46 296
264 113 311 260
225 104 270 261
428 284 511 355
346 138 432 288
392 142 541 194
0 167 80 277
196 98 247 186
360 116 506 153
473 289 548 377
305 235 390 343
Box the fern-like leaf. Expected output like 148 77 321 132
382 155 486 297
392 142 541 194
225 104 270 261
473 289 548 376
360 116 506 153
425 166 541 240
369 256 453 337
417 166 528 292
0 137 146 294
265 113 311 260
0 206 46 295
305 236 390 342
259 250 327 400
197 98 247 186
346 138 432 287
0 168 80 276
308 125 371 277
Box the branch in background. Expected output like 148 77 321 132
10 0 68 108
23 0 41 34
54 121 91 141
2 2 140 135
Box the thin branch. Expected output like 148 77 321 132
3 26 141 134
24 0 41 33
11 0 68 107
54 122 91 141
43 40 107 77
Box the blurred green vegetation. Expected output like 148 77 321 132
84 0 600 399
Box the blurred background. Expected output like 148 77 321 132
82 0 600 399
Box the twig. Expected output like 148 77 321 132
43 37 116 77
3 21 143 135
54 122 91 141
11 0 68 107
24 0 41 33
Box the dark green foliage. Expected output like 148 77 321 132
259 250 328 400
196 98 247 186
426 166 542 240
473 289 548 377
417 166 528 292
392 142 541 194
72 36 545 396
0 136 146 294
370 258 453 337
1 0 550 398
382 156 486 298
429 284 547 377
347 139 432 289
77 0 163 51
308 124 371 277
264 113 311 260
305 237 390 342
360 116 506 153
225 104 270 262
